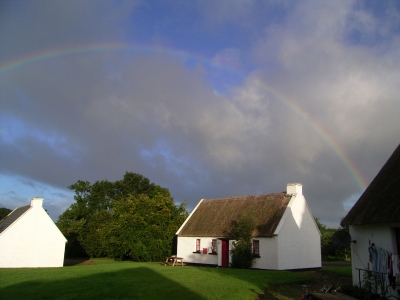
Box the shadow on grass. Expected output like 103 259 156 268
256 266 354 300
63 258 94 266
0 267 205 300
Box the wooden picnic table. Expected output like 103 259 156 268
164 256 184 266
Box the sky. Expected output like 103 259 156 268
1 0 400 228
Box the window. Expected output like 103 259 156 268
196 239 200 252
211 239 217 254
253 240 260 257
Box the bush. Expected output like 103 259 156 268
230 241 254 268
229 214 255 269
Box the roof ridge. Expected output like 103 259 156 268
204 191 286 201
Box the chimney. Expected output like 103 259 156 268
286 183 302 195
31 197 44 208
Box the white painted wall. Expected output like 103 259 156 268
349 223 400 293
177 236 219 265
274 193 321 270
0 198 67 268
252 237 279 269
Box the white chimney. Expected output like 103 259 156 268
31 197 44 208
286 183 302 195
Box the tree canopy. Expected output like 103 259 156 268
0 207 12 220
57 172 188 260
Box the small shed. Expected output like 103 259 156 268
176 183 321 270
0 197 67 268
341 143 400 294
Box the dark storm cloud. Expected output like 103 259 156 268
1 1 400 228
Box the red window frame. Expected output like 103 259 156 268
212 239 217 254
253 240 260 257
196 239 201 252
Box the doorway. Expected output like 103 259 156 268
221 239 229 268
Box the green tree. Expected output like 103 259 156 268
314 217 351 260
0 207 12 220
229 214 256 269
57 172 187 259
314 217 327 234
104 193 187 261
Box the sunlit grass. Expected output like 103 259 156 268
0 259 308 300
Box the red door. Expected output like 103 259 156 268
221 239 229 268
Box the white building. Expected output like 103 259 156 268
0 198 67 268
176 183 321 270
341 143 400 297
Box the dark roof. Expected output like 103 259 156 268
0 205 31 234
178 193 291 237
341 143 400 226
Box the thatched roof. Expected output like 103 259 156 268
178 193 292 237
341 143 400 226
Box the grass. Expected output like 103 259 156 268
0 259 309 300
258 265 353 299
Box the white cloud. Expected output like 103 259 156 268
1 0 399 228
245 0 400 224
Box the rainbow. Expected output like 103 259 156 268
268 85 368 192
0 43 368 191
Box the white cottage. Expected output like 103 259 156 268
0 197 67 268
176 183 321 270
341 143 400 296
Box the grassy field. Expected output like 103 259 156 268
0 259 312 300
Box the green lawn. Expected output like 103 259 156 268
0 259 308 300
